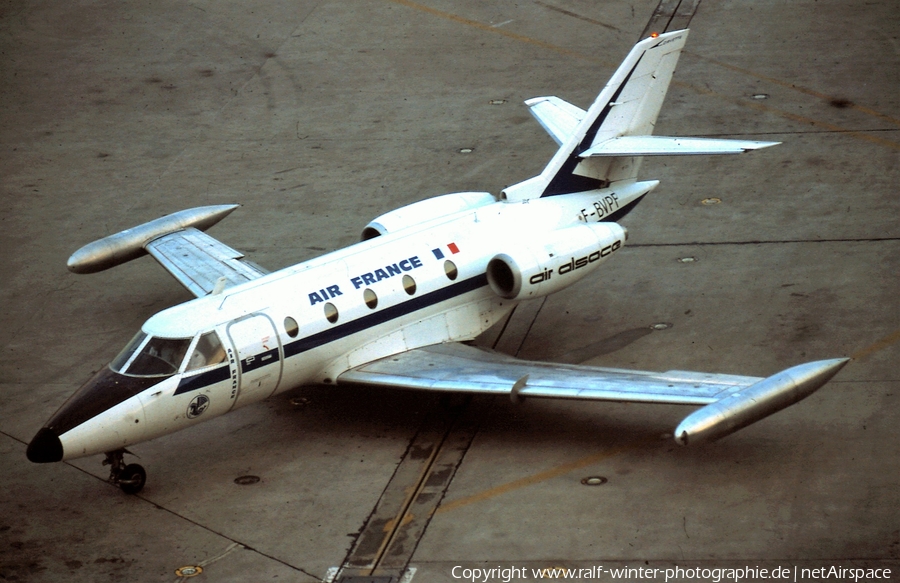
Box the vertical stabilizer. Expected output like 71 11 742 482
502 30 689 202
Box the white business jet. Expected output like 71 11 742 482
27 30 847 494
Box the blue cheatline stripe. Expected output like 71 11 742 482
283 273 489 359
241 347 280 373
174 364 231 395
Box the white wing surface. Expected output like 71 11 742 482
145 227 267 297
339 343 761 405
66 204 267 297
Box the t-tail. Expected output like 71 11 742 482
502 29 779 203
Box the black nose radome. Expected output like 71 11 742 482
26 428 63 463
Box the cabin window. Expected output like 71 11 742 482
284 316 299 338
363 288 378 309
402 275 416 295
186 332 227 372
444 260 458 281
324 302 339 324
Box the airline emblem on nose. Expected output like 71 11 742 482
187 395 210 419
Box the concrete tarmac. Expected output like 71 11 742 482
1 0 898 581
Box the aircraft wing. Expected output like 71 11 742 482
145 227 268 298
66 204 268 298
339 342 760 405
339 343 848 445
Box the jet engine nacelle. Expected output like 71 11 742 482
487 222 626 301
361 192 496 240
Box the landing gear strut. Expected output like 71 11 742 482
103 450 146 494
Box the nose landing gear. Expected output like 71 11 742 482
103 450 146 494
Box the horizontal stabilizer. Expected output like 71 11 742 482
526 96 586 146
580 136 781 157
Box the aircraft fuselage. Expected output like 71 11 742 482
29 183 647 463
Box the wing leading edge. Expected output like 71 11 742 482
339 343 848 445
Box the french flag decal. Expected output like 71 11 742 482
431 242 460 260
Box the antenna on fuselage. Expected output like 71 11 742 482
211 276 228 296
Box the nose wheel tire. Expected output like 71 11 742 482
118 463 147 494
103 449 146 494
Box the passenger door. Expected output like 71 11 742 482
226 315 283 409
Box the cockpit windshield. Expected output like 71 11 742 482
110 331 192 378
110 332 148 373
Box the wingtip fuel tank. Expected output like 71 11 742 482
67 204 240 274
674 357 850 446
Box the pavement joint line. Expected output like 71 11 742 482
682 127 900 137
340 397 478 577
20 447 321 581
641 0 699 39
180 126 899 144
685 51 900 129
489 305 518 350
140 2 321 211
386 0 605 64
0 429 27 446
513 296 546 358
0 430 319 580
384 406 487 572
679 81 900 151
146 497 320 580
365 423 447 574
535 0 900 129
434 438 655 515
629 237 900 247
385 0 900 152
534 1 621 33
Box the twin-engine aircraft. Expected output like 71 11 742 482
27 30 847 494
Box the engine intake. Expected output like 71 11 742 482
486 222 626 300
